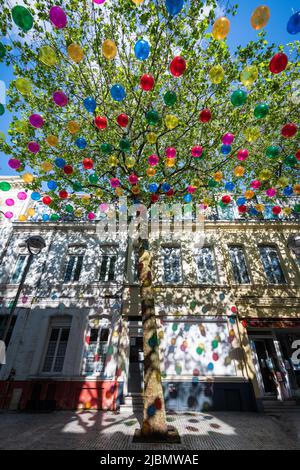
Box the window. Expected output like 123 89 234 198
10 255 28 283
83 327 109 376
130 246 139 283
259 245 286 284
228 246 251 284
63 255 83 282
0 315 17 347
162 246 182 283
99 254 117 282
194 246 217 284
42 322 71 373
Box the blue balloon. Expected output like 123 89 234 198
31 192 41 201
84 97 96 113
47 180 57 191
76 137 87 149
207 362 214 371
283 185 293 196
221 144 231 155
225 182 235 191
55 158 66 168
165 0 184 16
249 207 258 216
237 197 246 206
110 84 126 102
134 39 150 60
287 11 300 35
184 194 192 202
42 214 50 221
162 182 171 192
149 183 158 193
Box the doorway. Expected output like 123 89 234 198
128 336 144 394
251 338 279 396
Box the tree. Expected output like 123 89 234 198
0 0 299 439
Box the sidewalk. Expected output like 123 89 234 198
0 410 299 450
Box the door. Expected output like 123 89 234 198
128 336 143 394
252 339 278 395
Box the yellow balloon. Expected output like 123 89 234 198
277 176 289 188
18 215 27 222
245 189 255 199
22 172 34 183
15 78 32 96
102 39 117 60
74 209 83 217
165 158 175 168
39 46 58 66
259 169 272 180
14 120 29 134
132 185 140 195
81 195 90 204
67 121 80 134
283 207 292 216
46 135 58 147
147 132 157 144
132 0 144 4
293 184 300 195
125 156 136 168
243 127 260 143
250 6 270 30
165 114 178 130
212 17 230 40
115 187 123 196
240 65 258 88
27 208 35 217
191 178 201 188
255 203 265 212
146 167 156 176
234 166 245 177
214 171 223 182
67 43 84 63
41 162 53 172
209 65 224 84
108 155 118 166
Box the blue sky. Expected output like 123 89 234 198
0 0 299 176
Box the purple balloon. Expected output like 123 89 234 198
28 141 40 153
8 158 21 170
53 91 68 107
29 114 44 128
49 6 67 29
222 132 234 145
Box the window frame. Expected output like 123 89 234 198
63 254 84 283
98 245 119 283
82 325 110 377
228 245 251 285
194 245 218 285
161 245 182 284
10 253 29 284
258 244 287 285
41 318 72 375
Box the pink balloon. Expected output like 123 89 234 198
250 180 261 190
148 154 159 166
128 174 138 185
88 212 95 220
29 114 44 128
191 146 203 157
8 158 21 169
17 191 28 200
166 147 176 158
92 0 106 3
5 198 15 206
187 185 196 193
99 203 109 212
266 188 276 197
53 91 68 107
28 141 40 153
49 6 67 29
237 149 249 161
222 133 234 145
4 211 13 219
110 178 120 188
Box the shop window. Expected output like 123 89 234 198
42 319 71 373
63 255 83 282
162 246 182 284
10 254 28 284
194 246 217 284
228 245 251 284
82 327 110 376
259 245 286 284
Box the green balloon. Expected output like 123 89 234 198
0 181 11 191
266 145 280 158
89 173 98 184
164 91 177 106
0 43 6 59
208 178 218 188
254 103 269 119
0 104 4 116
196 347 203 355
50 214 60 221
146 109 159 125
119 138 130 152
11 6 34 32
294 204 300 214
285 155 298 167
212 339 218 349
101 142 112 154
231 89 247 107
65 204 74 213
72 182 83 191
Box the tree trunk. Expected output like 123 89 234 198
138 238 168 437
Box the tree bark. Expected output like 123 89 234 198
138 238 168 437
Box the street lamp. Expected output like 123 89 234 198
1 235 46 344
287 234 300 257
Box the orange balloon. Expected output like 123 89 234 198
212 17 230 40
250 6 270 30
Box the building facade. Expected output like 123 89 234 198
0 177 300 412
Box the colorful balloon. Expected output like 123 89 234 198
53 91 68 106
231 89 247 107
166 147 176 158
0 104 4 116
8 158 21 169
12 6 33 32
110 84 126 101
49 6 67 29
199 108 212 123
134 39 150 60
117 113 129 127
287 11 300 35
131 0 144 4
222 133 234 145
46 135 58 147
27 141 40 153
0 132 5 143
119 138 131 152
269 53 288 74
191 146 203 158
243 127 260 142
15 77 32 96
95 116 107 130
254 103 269 118
84 97 96 113
146 109 159 125
165 114 178 129
140 74 154 91
165 0 184 16
39 45 58 66
148 154 159 166
237 149 249 161
67 43 84 63
209 65 224 84
240 65 258 88
212 17 230 40
281 123 297 138
170 56 186 76
102 39 117 59
250 6 270 30
29 114 44 128
164 90 177 106
266 145 280 158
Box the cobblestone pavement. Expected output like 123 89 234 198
0 410 299 450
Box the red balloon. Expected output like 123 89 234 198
59 190 68 199
269 53 288 74
170 56 186 77
83 158 94 169
95 115 107 129
151 193 159 203
212 352 219 361
281 122 297 138
117 113 129 127
241 319 247 328
140 74 155 91
166 189 174 197
222 195 231 204
238 204 247 213
63 165 73 175
42 196 52 205
272 205 281 215
199 108 212 123
296 150 300 161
